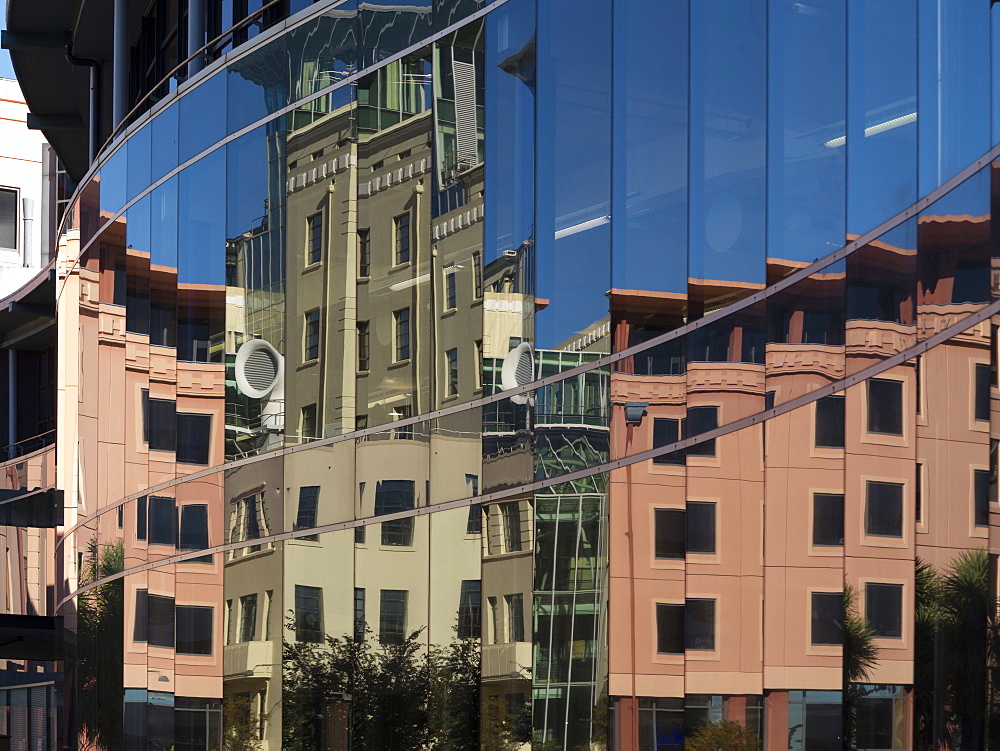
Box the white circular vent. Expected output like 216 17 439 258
236 339 284 399
500 341 535 405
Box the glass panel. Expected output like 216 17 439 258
126 122 152 202
179 72 228 164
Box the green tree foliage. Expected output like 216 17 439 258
683 719 762 751
77 538 125 751
913 549 999 750
281 617 482 750
842 581 879 749
223 694 263 751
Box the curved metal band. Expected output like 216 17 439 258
56 143 1000 542
58 291 1000 607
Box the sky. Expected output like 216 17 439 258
0 0 16 79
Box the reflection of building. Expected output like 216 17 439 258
8 0 1000 749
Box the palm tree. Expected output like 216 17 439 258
843 581 878 749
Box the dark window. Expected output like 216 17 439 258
813 493 844 547
355 525 366 544
178 504 208 550
148 496 176 546
133 589 149 642
300 404 318 440
243 495 261 541
975 468 990 527
296 486 319 539
239 594 257 642
867 378 903 435
379 589 408 644
137 495 148 541
473 251 483 298
176 413 211 464
358 229 371 277
654 508 685 560
143 391 176 452
148 593 175 648
304 309 320 361
686 406 718 457
815 395 845 449
685 599 715 650
506 594 525 642
915 464 923 524
652 418 684 465
866 481 904 538
501 502 522 552
811 592 843 645
126 273 150 335
374 480 415 546
866 583 903 638
952 257 989 304
294 585 323 643
0 188 17 249
656 603 684 654
976 363 991 422
686 502 716 554
446 271 457 310
176 606 213 655
357 321 370 371
394 308 410 361
307 213 323 265
856 697 904 750
354 588 365 642
457 580 481 639
446 348 459 396
394 213 410 264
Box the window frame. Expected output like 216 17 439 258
307 211 323 265
394 212 411 265
394 307 411 362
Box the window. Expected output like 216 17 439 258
294 585 323 642
301 404 318 440
176 413 211 464
685 599 716 650
394 212 411 264
811 592 843 645
176 606 213 655
296 486 319 540
812 493 844 547
976 363 991 422
143 391 176 452
686 406 718 457
178 504 209 551
472 251 483 298
975 468 990 527
866 481 904 538
445 270 457 310
242 495 261 542
307 212 323 265
654 509 685 559
457 580 481 639
394 308 410 361
489 597 499 643
304 309 321 361
148 593 175 648
506 594 525 642
133 589 149 642
148 496 176 546
446 348 459 396
652 418 684 466
239 594 257 642
354 588 366 642
225 600 233 645
358 228 371 277
393 404 413 439
866 583 903 638
656 603 684 654
0 188 18 250
379 589 408 644
501 502 522 552
374 480 415 546
355 524 366 544
465 475 481 532
474 339 483 389
867 378 903 435
815 395 845 449
137 495 148 541
915 464 923 524
686 502 716 554
357 321 370 371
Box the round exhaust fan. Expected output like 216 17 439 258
235 339 284 399
500 341 535 405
